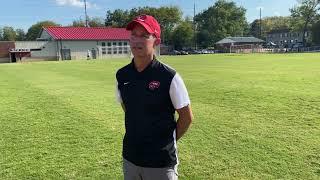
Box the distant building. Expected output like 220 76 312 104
33 26 132 60
0 41 15 63
0 26 161 63
266 29 311 47
215 37 264 53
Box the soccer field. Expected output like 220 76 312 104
0 53 319 179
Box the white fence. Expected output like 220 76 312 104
229 44 320 54
263 46 320 53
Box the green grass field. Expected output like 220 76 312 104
0 53 319 179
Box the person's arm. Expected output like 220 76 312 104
176 105 193 141
169 73 193 140
116 80 125 112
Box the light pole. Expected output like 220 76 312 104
193 1 197 50
84 0 89 27
260 7 262 39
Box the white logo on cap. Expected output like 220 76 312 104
138 15 146 21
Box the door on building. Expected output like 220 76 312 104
10 53 16 63
61 49 71 60
91 49 97 59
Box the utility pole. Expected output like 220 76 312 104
84 0 89 27
260 7 262 39
193 1 197 50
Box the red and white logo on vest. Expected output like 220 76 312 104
148 81 160 90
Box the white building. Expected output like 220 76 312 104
35 26 132 60
2 26 161 63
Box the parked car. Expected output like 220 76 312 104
207 50 215 54
201 49 209 54
292 43 303 48
180 50 189 55
169 50 181 55
188 50 202 54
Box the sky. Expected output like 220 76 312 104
0 0 298 31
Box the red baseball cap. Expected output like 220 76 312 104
126 14 161 40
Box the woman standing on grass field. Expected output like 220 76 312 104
115 14 193 180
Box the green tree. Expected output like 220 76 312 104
311 19 320 44
290 0 320 46
72 17 105 27
171 20 194 50
250 16 292 40
72 18 86 27
2 26 16 41
105 9 130 27
88 17 105 27
0 28 3 41
105 6 182 45
26 21 60 40
16 29 26 41
197 30 211 48
134 6 183 45
250 19 262 38
195 0 247 48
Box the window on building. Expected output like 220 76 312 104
102 47 106 54
101 42 106 54
123 42 128 54
100 41 130 55
113 42 118 54
106 42 112 54
118 42 123 54
107 48 112 54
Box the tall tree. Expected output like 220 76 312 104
171 20 194 50
26 21 60 40
290 0 320 46
73 17 105 27
105 6 182 45
88 17 105 27
16 29 26 41
2 26 16 41
105 9 130 27
250 16 292 39
72 18 86 27
194 0 247 48
0 28 3 41
135 6 183 44
311 18 320 44
250 19 262 38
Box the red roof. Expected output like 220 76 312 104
43 27 130 41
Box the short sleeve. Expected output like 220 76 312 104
116 80 123 103
169 73 190 109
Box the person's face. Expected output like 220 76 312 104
130 24 157 59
